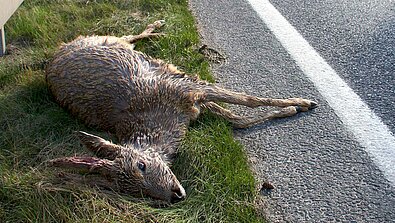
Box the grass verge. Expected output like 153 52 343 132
0 0 263 222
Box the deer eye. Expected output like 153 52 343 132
137 161 146 172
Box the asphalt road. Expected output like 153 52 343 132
190 0 395 222
269 0 395 136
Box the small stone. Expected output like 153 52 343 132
260 181 274 196
261 181 274 190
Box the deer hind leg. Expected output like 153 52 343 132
121 20 165 44
203 102 302 129
204 85 317 110
200 85 317 128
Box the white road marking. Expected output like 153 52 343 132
246 0 395 185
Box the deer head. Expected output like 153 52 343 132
50 131 186 203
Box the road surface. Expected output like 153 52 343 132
190 0 395 222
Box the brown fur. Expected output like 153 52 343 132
46 21 317 203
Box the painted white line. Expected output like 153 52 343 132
246 0 395 185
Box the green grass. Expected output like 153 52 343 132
0 0 262 222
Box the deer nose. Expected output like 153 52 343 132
170 185 186 203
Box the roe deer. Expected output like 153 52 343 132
46 20 317 203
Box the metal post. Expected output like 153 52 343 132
0 26 5 56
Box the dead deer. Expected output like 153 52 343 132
46 20 317 203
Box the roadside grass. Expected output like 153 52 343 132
0 0 262 222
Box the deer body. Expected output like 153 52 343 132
47 35 200 157
46 21 317 203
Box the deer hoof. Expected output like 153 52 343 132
309 101 318 109
295 106 309 112
153 20 166 28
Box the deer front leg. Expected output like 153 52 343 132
203 85 318 110
121 20 165 43
203 102 302 128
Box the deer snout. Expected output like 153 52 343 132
170 184 186 203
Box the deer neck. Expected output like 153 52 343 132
116 111 189 163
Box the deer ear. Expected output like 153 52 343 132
76 131 122 160
49 156 116 177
